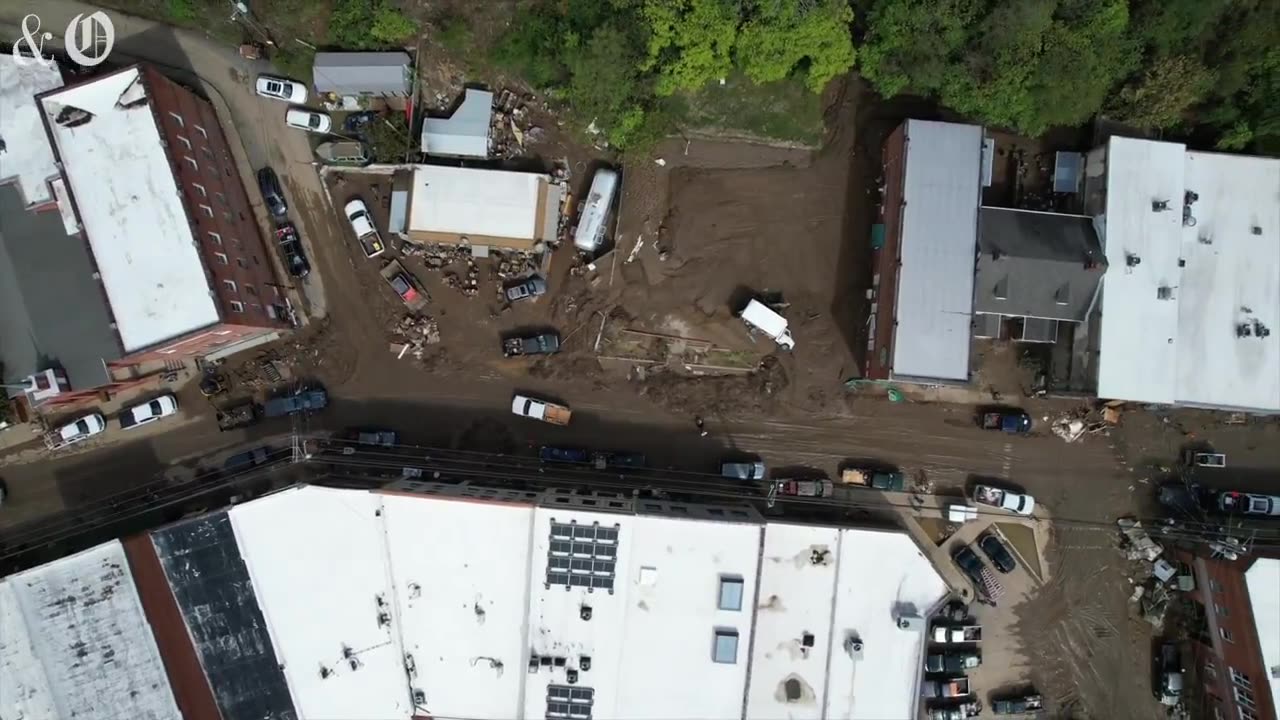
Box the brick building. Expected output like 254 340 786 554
20 63 290 404
1175 550 1279 720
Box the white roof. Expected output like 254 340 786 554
1245 558 1280 713
0 541 181 720
229 486 409 720
409 165 547 241
746 524 947 720
421 88 492 158
222 486 943 720
40 68 219 352
892 120 982 382
1096 137 1280 411
0 56 64 206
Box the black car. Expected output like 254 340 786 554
344 110 380 135
257 167 288 219
952 545 989 588
594 451 647 470
275 223 311 278
539 446 590 463
978 532 1017 573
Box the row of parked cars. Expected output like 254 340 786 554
923 602 1044 718
46 395 179 450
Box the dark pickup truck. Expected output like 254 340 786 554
504 332 561 357
979 409 1032 434
262 388 328 418
991 694 1043 715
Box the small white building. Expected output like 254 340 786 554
421 88 492 159
406 165 564 251
1086 136 1280 412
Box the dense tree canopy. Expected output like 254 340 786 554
857 0 1279 150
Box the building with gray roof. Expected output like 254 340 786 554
972 207 1107 342
312 52 411 99
421 88 492 158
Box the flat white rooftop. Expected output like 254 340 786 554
40 67 219 353
1245 558 1280 715
0 55 64 206
223 485 944 720
0 541 181 720
892 119 982 382
1096 137 1280 411
408 165 560 249
746 523 947 720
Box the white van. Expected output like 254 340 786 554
573 168 618 252
740 299 795 350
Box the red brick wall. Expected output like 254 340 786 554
866 123 906 380
1182 552 1277 720
141 66 288 332
122 322 270 364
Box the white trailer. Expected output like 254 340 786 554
573 168 618 252
740 299 795 350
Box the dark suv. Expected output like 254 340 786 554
978 532 1017 573
257 167 288 219
275 223 310 278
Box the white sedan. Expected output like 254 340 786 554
286 108 332 134
255 74 308 103
120 394 179 430
56 413 106 445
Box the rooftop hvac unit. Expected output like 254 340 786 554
844 633 864 660
897 616 926 632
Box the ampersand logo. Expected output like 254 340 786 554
10 14 53 66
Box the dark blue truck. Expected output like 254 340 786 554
262 388 328 418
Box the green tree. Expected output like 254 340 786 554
1110 54 1214 129
858 0 979 97
370 6 418 45
736 0 855 91
641 0 740 95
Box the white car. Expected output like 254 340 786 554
120 394 178 430
255 74 308 103
286 108 332 134
56 413 106 445
343 199 385 257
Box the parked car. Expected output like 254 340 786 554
991 693 1042 715
1218 491 1280 516
314 140 372 167
504 332 561 357
505 275 548 302
257 167 288 218
224 446 275 472
511 394 571 425
1154 641 1184 706
216 401 258 432
55 412 106 445
925 651 982 674
344 110 380 134
540 446 590 463
952 546 990 591
353 428 398 447
978 532 1017 573
921 677 971 699
972 484 1036 515
344 198 385 258
262 388 328 418
1158 480 1206 516
593 451 647 470
721 461 766 481
380 260 428 311
120 394 178 430
275 223 310 278
978 408 1032 434
254 74 307 103
285 108 332 134
775 478 834 497
839 466 905 491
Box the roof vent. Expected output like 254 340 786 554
580 655 592 671
1125 253 1141 269
1253 226 1264 236
528 655 540 673
54 105 94 128
1152 199 1170 212
844 634 864 659
1157 286 1174 301
567 669 579 684
580 605 593 621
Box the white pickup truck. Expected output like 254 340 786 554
972 484 1036 515
511 394 571 425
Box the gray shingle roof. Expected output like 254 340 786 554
973 207 1106 322
312 52 411 95
0 184 121 391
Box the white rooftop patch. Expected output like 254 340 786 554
0 541 181 720
892 119 982 382
39 67 219 353
1245 558 1280 714
230 486 410 720
0 55 64 206
1096 137 1280 411
407 165 562 249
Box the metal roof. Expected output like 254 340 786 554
313 52 411 95
891 120 983 382
421 88 492 158
0 184 121 391
973 207 1106 322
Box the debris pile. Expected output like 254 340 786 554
490 89 544 159
1050 404 1112 442
389 315 441 359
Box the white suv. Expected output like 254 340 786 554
255 74 307 103
56 413 106 445
120 394 179 430
285 108 332 134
